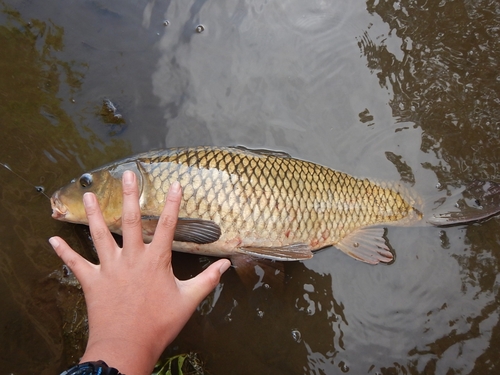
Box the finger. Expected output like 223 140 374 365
83 192 117 261
178 259 231 304
49 236 96 286
150 181 182 252
121 170 145 253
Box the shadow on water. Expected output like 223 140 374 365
1 0 500 374
170 254 348 374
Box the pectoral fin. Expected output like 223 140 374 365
335 227 394 265
141 216 221 244
239 243 314 261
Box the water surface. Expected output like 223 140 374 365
1 0 499 374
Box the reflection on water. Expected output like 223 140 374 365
0 4 130 373
357 1 500 373
361 0 500 185
1 0 500 374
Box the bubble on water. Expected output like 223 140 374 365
338 361 350 373
291 329 302 343
163 20 170 27
195 24 205 33
436 182 442 189
256 309 264 318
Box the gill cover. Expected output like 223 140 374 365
107 160 145 196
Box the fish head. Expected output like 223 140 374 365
51 161 143 230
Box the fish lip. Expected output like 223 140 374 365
50 192 68 219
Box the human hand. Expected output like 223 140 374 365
49 170 231 375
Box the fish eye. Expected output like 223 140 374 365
79 173 93 188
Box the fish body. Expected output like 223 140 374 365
51 146 424 264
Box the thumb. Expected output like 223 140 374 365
49 236 96 285
179 259 231 303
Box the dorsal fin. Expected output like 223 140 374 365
230 146 291 159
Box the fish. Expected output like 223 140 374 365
50 146 500 265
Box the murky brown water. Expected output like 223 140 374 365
1 0 500 374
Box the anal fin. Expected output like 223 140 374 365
335 227 394 265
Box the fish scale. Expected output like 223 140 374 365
135 147 414 254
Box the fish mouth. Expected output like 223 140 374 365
50 192 68 220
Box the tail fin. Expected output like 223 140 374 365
427 181 500 226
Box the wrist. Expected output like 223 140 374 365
81 337 160 375
61 360 122 375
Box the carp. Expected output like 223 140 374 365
50 146 500 265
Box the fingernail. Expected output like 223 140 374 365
170 181 180 194
49 237 59 248
123 170 134 186
219 259 231 275
83 192 93 207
